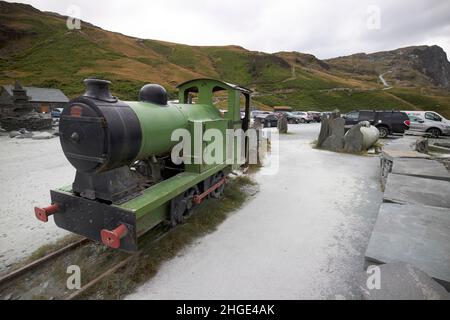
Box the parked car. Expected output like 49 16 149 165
308 111 321 122
274 111 303 124
404 111 450 125
255 113 279 128
291 111 313 123
251 110 271 119
408 115 450 138
51 108 64 118
343 110 410 138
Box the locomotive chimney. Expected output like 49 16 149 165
83 79 117 102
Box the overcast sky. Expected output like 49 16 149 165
11 0 450 59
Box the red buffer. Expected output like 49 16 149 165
100 224 128 249
34 204 59 223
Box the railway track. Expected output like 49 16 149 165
0 240 139 300
0 225 170 300
65 251 141 300
0 238 90 286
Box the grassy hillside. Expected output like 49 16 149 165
1 1 450 117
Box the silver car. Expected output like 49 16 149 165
408 115 450 137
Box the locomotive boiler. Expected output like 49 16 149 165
34 78 252 251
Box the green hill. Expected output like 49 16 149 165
1 1 450 116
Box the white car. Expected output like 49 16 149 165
408 115 450 137
403 111 449 124
291 111 313 123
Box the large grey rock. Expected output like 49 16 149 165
361 263 450 300
321 117 345 151
317 112 340 148
344 122 379 153
392 158 450 182
344 123 365 153
384 173 450 208
277 114 288 134
365 203 450 291
415 138 429 154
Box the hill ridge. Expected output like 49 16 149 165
0 1 449 116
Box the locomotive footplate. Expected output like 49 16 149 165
50 189 138 252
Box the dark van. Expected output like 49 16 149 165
343 110 410 138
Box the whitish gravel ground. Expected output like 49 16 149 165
0 136 73 271
127 124 383 300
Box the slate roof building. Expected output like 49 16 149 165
0 82 69 114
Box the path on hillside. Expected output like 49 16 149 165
379 71 393 90
283 64 297 82
127 124 383 300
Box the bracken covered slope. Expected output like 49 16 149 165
1 1 449 116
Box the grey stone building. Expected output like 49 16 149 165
0 81 68 131
0 82 69 115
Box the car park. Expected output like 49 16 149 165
291 111 313 123
343 110 410 138
308 111 321 122
274 111 303 124
251 110 271 119
255 113 279 128
408 115 450 138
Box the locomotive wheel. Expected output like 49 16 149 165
210 172 225 199
170 186 199 226
184 187 199 214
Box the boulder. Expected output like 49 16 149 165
344 122 379 153
321 117 345 151
415 138 429 154
317 113 335 147
277 114 288 134
344 123 365 153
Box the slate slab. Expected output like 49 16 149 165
392 158 450 182
361 263 450 300
365 203 450 291
383 136 418 152
384 174 450 208
382 150 430 162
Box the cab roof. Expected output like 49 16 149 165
177 78 252 94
